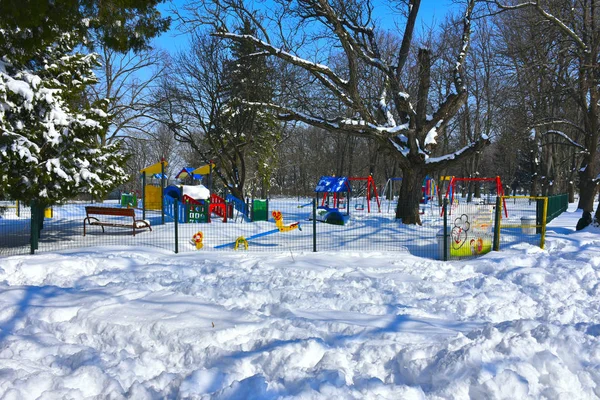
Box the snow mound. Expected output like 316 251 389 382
0 210 599 398
182 184 210 200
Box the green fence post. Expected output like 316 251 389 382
142 173 146 220
493 196 502 251
443 198 448 261
540 197 548 249
536 199 543 235
174 197 179 254
161 160 165 225
30 201 39 254
312 198 317 252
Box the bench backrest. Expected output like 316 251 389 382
86 206 135 217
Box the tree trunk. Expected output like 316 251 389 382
568 181 575 203
466 181 473 203
474 182 481 199
578 153 598 213
579 167 596 207
228 185 245 201
396 168 428 225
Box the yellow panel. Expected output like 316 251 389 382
192 163 215 176
144 185 162 210
140 161 168 175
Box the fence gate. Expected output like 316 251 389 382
493 196 548 251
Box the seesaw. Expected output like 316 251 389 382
214 211 301 249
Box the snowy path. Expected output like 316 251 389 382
0 208 599 398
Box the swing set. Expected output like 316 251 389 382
348 176 381 213
442 176 508 217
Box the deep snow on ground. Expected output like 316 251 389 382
0 206 599 399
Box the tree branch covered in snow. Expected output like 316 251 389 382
181 0 483 223
491 1 588 51
0 33 128 204
545 130 587 151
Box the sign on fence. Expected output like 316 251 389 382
449 204 494 258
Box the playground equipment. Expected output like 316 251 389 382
252 199 269 222
175 168 203 184
442 176 508 217
383 177 402 213
316 176 351 211
348 176 381 213
214 210 300 249
234 237 249 250
421 176 437 204
163 184 226 223
5 201 52 219
313 176 351 225
193 163 215 192
224 195 269 222
140 160 168 211
5 200 21 217
226 194 250 221
191 231 204 249
120 193 138 208
382 176 435 212
314 206 349 225
272 210 300 232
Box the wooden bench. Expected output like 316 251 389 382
83 206 151 236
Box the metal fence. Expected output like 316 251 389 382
546 194 569 223
0 194 568 259
494 196 548 250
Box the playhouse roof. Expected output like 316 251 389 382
140 161 168 175
315 176 351 193
176 168 202 180
192 163 215 176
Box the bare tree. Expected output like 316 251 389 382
489 0 600 226
90 45 166 146
155 29 280 200
179 0 486 224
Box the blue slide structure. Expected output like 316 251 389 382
314 206 349 226
226 194 250 222
313 176 351 225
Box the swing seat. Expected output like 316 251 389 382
355 204 365 210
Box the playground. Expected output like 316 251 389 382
0 202 592 399
0 190 558 260
1 158 568 259
0 168 582 399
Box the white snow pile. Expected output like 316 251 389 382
0 212 600 398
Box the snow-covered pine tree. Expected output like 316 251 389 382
222 18 279 199
0 32 128 207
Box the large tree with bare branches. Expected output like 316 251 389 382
180 0 486 224
488 0 600 227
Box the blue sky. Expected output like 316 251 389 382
152 0 459 54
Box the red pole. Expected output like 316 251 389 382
366 179 371 213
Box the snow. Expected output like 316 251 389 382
424 126 438 146
0 203 599 397
5 77 34 102
182 184 210 200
